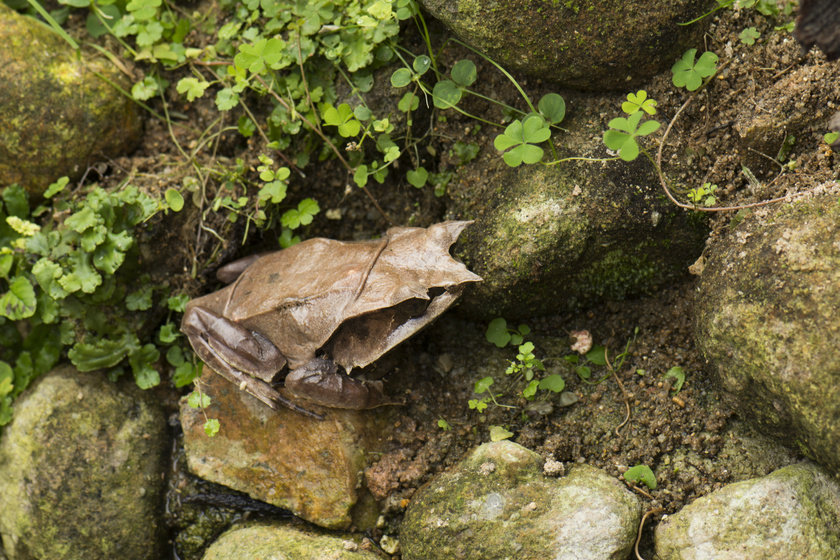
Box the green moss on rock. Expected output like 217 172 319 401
417 0 716 90
0 3 142 196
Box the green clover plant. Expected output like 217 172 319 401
671 48 718 91
603 111 662 161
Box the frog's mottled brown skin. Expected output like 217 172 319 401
181 221 481 418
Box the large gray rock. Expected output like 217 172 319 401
401 441 640 560
0 366 168 560
452 151 707 319
655 462 840 559
694 193 840 474
0 3 142 196
202 522 387 560
180 367 396 530
417 0 715 90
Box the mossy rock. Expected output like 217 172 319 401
451 153 708 319
0 365 168 560
401 441 640 559
694 194 840 474
0 3 143 196
417 0 715 90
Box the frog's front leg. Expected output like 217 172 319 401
285 358 388 409
182 306 323 419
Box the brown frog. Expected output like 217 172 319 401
181 221 481 418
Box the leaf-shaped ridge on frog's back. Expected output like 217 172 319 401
328 221 482 370
794 0 840 61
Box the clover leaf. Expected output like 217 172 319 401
322 103 361 137
740 27 760 45
603 111 661 161
622 90 657 116
234 38 285 75
176 77 209 102
494 115 551 167
671 49 718 92
281 198 319 229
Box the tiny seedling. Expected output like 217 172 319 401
624 464 657 489
187 376 220 436
824 132 839 145
740 27 760 45
664 366 686 394
469 376 496 413
687 183 718 207
437 418 451 431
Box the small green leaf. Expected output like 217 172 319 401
204 418 220 436
494 116 550 167
390 67 412 87
413 55 431 75
323 103 361 137
165 188 184 211
406 167 428 188
215 87 239 111
159 324 179 344
238 116 256 137
538 93 566 124
622 90 657 116
0 276 37 320
671 49 718 91
485 317 511 347
539 374 565 393
126 285 153 311
432 80 462 109
824 132 839 145
353 165 369 187
603 112 661 162
176 77 209 102
44 176 70 199
188 390 211 408
586 345 607 365
474 376 494 394
664 366 686 393
624 465 657 489
437 418 451 431
398 91 419 112
489 425 513 442
451 59 477 87
523 379 539 399
740 27 760 45
64 206 99 233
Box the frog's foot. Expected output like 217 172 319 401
285 358 390 409
232 372 324 420
182 306 323 419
